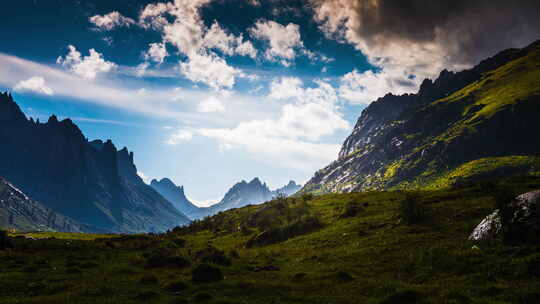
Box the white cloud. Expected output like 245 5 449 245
56 45 117 79
139 2 173 29
339 69 416 104
249 20 303 66
0 52 211 118
138 1 258 88
203 22 257 59
197 79 349 169
180 52 240 89
166 129 193 145
89 11 135 31
199 126 342 170
135 62 149 77
197 96 225 113
14 76 54 95
269 77 304 99
144 42 168 64
190 198 219 207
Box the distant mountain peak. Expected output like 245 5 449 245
150 178 198 219
47 115 59 124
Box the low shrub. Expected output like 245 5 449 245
246 216 322 248
138 275 159 285
164 280 189 292
339 199 364 219
380 290 424 304
193 292 213 302
146 249 191 269
399 194 426 224
192 264 223 283
195 246 231 266
0 230 12 250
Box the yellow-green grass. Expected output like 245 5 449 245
9 231 121 240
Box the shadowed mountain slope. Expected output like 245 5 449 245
0 93 190 232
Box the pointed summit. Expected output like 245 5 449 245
150 178 199 219
0 91 27 123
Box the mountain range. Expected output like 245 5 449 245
0 92 190 233
151 177 301 219
0 90 301 231
303 40 540 194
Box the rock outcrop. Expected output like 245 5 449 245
470 190 540 242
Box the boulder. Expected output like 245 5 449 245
469 190 540 242
469 210 502 241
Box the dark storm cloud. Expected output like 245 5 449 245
327 0 540 66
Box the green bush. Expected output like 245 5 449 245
399 194 426 224
339 199 364 219
0 230 12 250
192 264 223 283
246 216 322 248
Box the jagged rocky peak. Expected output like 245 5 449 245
249 177 265 187
150 177 199 218
274 180 302 196
0 92 26 123
150 178 187 196
151 178 180 189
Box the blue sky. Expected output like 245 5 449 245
1 0 538 205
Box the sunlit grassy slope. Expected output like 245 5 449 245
2 176 540 304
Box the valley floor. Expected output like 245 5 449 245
2 176 540 304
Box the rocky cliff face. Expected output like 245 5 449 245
150 178 200 219
0 93 190 232
0 177 83 232
304 40 540 194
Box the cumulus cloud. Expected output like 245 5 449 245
56 45 116 79
89 11 135 31
14 76 54 95
310 0 540 102
203 22 258 59
197 96 226 113
339 69 415 105
180 52 241 89
136 0 257 88
198 79 349 169
268 77 304 99
144 42 168 64
166 129 193 145
249 20 303 66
